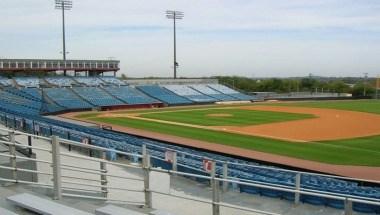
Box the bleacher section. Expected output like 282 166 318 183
0 89 41 115
104 86 160 105
14 77 40 88
208 84 255 101
2 88 63 114
189 84 238 101
74 77 105 86
163 85 217 103
45 77 75 87
45 88 93 109
72 87 126 107
101 76 126 85
0 77 260 111
0 77 12 86
136 85 193 105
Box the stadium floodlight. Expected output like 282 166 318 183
55 0 73 76
166 10 184 79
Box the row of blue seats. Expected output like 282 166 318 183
136 85 193 105
103 86 159 105
44 88 94 109
72 87 125 106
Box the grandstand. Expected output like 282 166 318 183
0 76 379 215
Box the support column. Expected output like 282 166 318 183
142 145 152 208
172 151 177 172
28 136 32 156
100 151 108 198
295 173 301 205
211 161 220 215
222 162 228 192
8 132 17 181
344 198 353 215
52 136 62 200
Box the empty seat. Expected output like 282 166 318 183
7 193 92 215
14 77 40 88
0 77 13 86
136 85 192 105
75 77 105 86
72 87 125 106
103 86 159 105
207 84 255 101
100 77 126 85
45 88 93 109
46 77 75 87
163 85 217 103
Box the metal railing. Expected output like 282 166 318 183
0 128 380 215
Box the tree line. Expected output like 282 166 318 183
216 76 378 97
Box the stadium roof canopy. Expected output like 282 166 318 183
0 59 120 73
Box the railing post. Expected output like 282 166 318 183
142 145 152 208
294 173 301 205
100 151 108 198
344 198 353 215
28 135 32 156
8 131 17 181
222 162 228 192
172 151 177 172
51 136 62 200
211 161 220 215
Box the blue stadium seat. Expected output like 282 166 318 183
103 86 159 105
72 87 126 106
136 85 193 105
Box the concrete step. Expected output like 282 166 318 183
95 204 146 215
7 193 93 215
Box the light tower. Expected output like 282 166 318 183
166 10 184 79
55 0 72 76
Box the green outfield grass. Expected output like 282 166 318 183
139 108 314 126
269 99 380 115
76 100 380 166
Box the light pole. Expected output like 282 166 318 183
363 73 368 96
376 75 380 99
166 10 184 79
55 0 72 76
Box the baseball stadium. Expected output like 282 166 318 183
1 1 380 215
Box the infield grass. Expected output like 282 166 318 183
269 99 380 115
139 108 314 126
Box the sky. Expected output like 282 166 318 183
0 0 380 78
